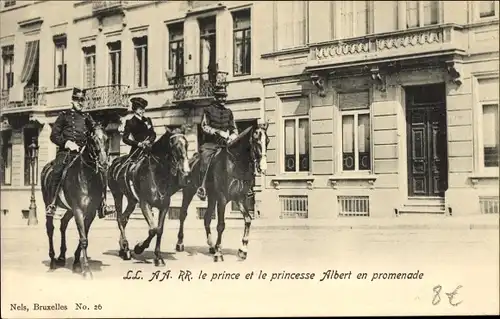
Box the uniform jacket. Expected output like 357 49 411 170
122 115 157 155
200 103 238 145
50 108 96 151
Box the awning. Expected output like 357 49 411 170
20 40 39 83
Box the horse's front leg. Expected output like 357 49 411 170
213 197 228 262
46 215 56 270
237 200 252 261
133 201 158 256
204 193 217 254
56 210 73 266
72 208 95 279
115 193 137 260
154 198 171 267
176 187 196 252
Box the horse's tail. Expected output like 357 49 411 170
40 161 55 206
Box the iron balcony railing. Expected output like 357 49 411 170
168 71 228 101
92 0 127 13
0 86 47 112
83 84 129 111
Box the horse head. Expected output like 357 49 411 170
249 121 270 175
87 123 109 170
152 126 190 184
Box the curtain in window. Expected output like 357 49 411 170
285 120 295 156
483 104 499 167
358 114 370 170
20 40 39 84
277 1 293 49
406 1 419 28
423 1 439 25
341 1 354 38
356 1 369 36
342 115 355 170
294 1 306 46
298 118 309 171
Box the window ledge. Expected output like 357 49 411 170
469 172 499 188
261 46 309 59
270 175 315 190
329 174 378 189
45 87 72 94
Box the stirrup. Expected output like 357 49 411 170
45 204 56 217
98 204 114 219
197 187 207 201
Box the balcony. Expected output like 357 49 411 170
92 0 127 15
0 86 47 115
168 71 228 106
83 84 129 113
307 24 466 72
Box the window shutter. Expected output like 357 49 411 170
339 91 370 110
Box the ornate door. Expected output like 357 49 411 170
406 85 448 197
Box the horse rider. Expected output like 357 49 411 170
122 97 157 160
46 87 111 219
196 85 239 201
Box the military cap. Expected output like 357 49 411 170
72 87 86 101
213 84 227 97
130 97 148 111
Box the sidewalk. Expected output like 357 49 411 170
1 213 498 231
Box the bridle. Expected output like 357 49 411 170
249 127 269 176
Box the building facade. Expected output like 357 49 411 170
0 0 498 221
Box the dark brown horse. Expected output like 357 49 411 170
41 124 109 279
107 127 190 266
175 123 269 262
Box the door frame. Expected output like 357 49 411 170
405 83 448 198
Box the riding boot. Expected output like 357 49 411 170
46 156 66 217
196 154 213 201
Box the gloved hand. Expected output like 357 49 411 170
138 142 146 148
228 133 238 143
65 140 80 152
218 130 229 140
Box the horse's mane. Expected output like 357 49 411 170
227 126 253 151
150 129 173 156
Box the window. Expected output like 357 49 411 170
1 45 14 90
108 130 121 163
108 41 121 85
339 92 371 172
478 1 498 18
4 1 16 8
282 96 309 173
482 104 499 168
24 128 39 186
83 45 96 88
478 77 499 171
1 131 12 186
340 1 372 38
275 1 308 50
199 16 217 83
232 9 251 76
133 36 148 88
54 35 67 88
406 1 439 28
168 23 184 78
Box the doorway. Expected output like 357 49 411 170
405 83 448 197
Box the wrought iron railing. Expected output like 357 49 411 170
84 84 129 111
169 71 228 101
0 86 47 111
279 195 308 219
92 0 127 12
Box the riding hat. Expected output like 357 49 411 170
72 87 86 102
130 97 148 111
213 84 227 98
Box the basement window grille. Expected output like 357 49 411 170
168 207 181 220
479 197 499 214
338 196 370 217
279 195 308 219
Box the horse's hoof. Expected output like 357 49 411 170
49 259 57 270
213 253 224 262
134 244 144 255
82 271 93 280
119 249 132 260
237 249 248 260
176 244 184 252
55 257 66 267
154 257 166 267
73 263 82 273
209 247 216 254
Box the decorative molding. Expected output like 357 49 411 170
226 97 261 105
18 17 43 28
276 89 304 99
185 2 226 17
329 175 378 190
445 60 463 86
272 180 280 190
370 66 387 92
310 72 327 97
306 180 313 190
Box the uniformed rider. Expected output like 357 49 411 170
196 85 238 200
46 88 110 218
122 97 156 159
